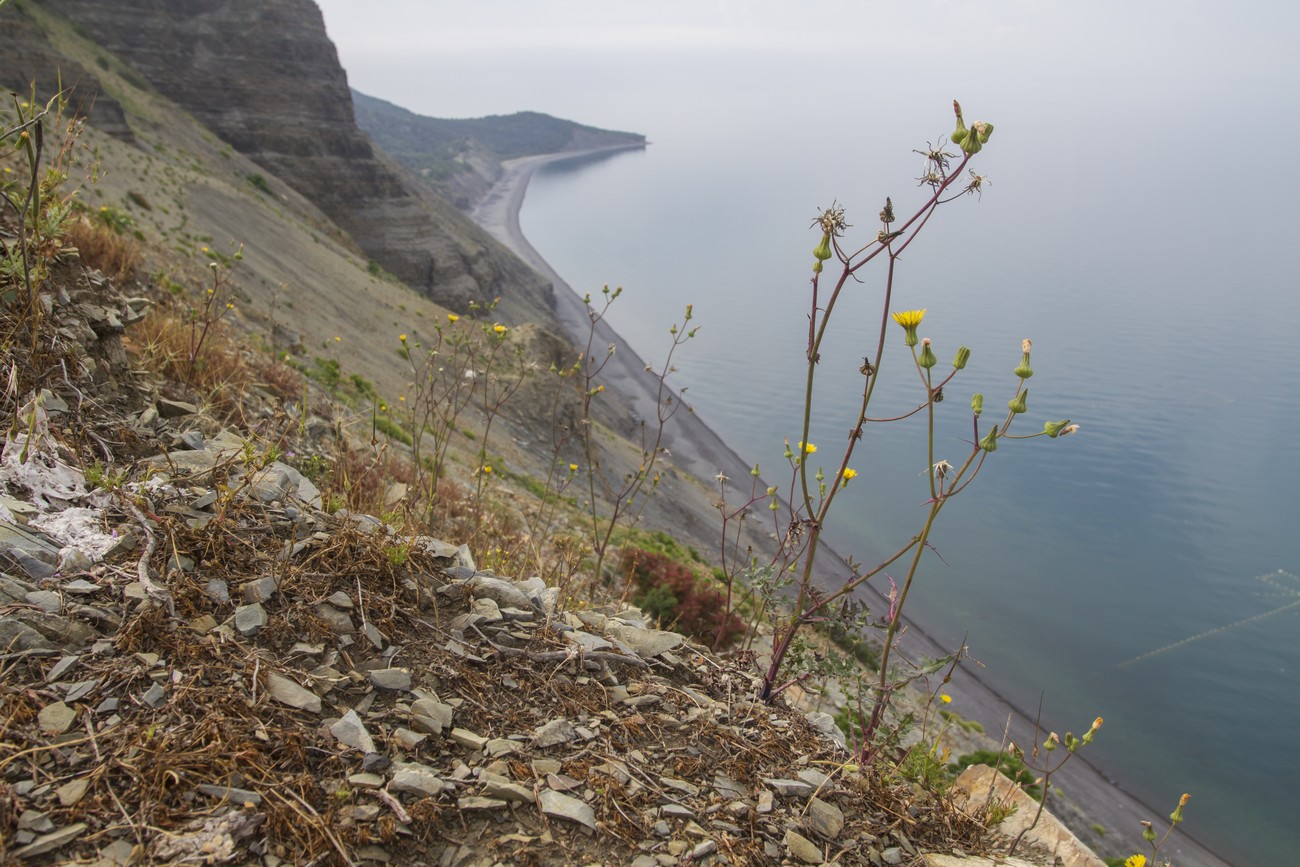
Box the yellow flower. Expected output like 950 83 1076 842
447 313 459 322
797 441 816 455
569 463 579 472
940 693 952 704
334 336 341 342
493 323 507 334
399 334 407 342
843 468 858 480
891 308 926 346
1124 855 1146 867
482 465 492 474
3 167 12 174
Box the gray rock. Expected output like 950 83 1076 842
361 621 384 650
156 398 198 418
410 698 453 735
241 577 279 603
806 796 844 839
38 701 76 734
233 603 267 636
347 773 384 789
205 578 230 604
57 546 93 573
797 768 832 790
784 830 823 864
369 668 412 691
326 590 354 609
537 789 597 831
764 778 814 798
45 655 79 684
141 683 167 708
882 846 904 865
450 728 488 751
484 738 522 758
605 623 684 657
467 575 536 612
478 772 533 803
393 728 427 750
389 763 450 798
457 796 508 811
10 822 88 860
0 617 55 653
314 603 355 634
330 709 376 753
265 673 321 713
533 718 577 748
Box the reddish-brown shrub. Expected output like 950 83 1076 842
620 547 745 648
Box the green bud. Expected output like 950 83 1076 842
813 232 833 262
812 259 823 273
769 498 779 511
1044 733 1057 752
1142 822 1157 843
752 463 761 477
952 99 968 144
1043 419 1072 438
975 121 994 144
1014 354 1033 380
1065 732 1080 752
979 426 998 452
971 393 984 415
1008 389 1028 414
918 339 937 369
952 346 971 370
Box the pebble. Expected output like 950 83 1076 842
241 576 279 603
25 590 62 613
197 783 263 805
389 763 450 798
38 701 76 735
764 777 814 798
368 668 412 691
533 718 577 747
314 603 355 634
233 603 267 636
807 796 845 839
784 829 824 864
142 682 167 708
11 822 88 860
450 728 487 751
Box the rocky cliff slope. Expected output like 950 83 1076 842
12 0 556 325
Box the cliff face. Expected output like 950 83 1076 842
30 0 556 324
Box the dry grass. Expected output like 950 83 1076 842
127 307 253 420
62 215 142 284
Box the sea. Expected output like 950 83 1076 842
514 82 1300 865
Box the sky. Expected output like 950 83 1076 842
312 0 1296 133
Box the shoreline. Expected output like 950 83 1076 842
470 148 1236 867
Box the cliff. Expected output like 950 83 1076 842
14 0 559 325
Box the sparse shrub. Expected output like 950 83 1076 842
64 215 141 282
246 173 272 195
620 547 745 646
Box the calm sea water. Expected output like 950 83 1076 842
518 88 1300 863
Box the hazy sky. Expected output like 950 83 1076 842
312 0 1295 131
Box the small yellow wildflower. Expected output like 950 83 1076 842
399 333 407 342
493 323 507 334
225 302 234 310
569 463 579 472
940 693 952 704
398 395 405 402
797 441 817 455
482 465 492 474
891 308 926 346
3 167 13 174
334 336 341 342
447 313 459 322
1124 855 1146 867
843 468 858 480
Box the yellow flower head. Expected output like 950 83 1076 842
399 333 407 342
493 323 507 334
1124 856 1146 867
891 308 926 346
447 313 459 323
798 441 816 455
569 463 579 472
482 465 492 474
940 693 952 704
843 468 858 480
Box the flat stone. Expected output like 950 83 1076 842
188 614 218 634
756 790 774 814
410 698 453 734
467 575 536 611
314 603 355 634
56 777 90 806
537 789 596 831
24 590 62 613
241 577 279 603
389 764 450 798
368 668 412 691
479 772 533 803
205 578 230 604
764 778 814 798
691 841 718 860
450 728 487 751
45 655 79 683
61 578 101 595
484 738 522 757
38 701 76 734
784 829 823 864
806 796 844 839
233 603 267 636
348 773 385 789
470 596 503 623
265 673 321 713
330 709 376 753
882 847 904 865
156 398 198 418
361 622 384 649
393 727 428 750
797 768 832 790
141 682 167 708
457 796 508 811
0 618 54 653
605 623 684 657
533 718 577 748
326 590 354 609
11 822 87 860
197 783 263 805
563 630 612 652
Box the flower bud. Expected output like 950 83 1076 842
952 346 971 370
971 393 984 415
918 338 937 369
1044 732 1059 752
813 232 833 262
752 463 761 477
1043 419 1072 438
1014 351 1033 380
1059 424 1079 437
979 426 998 452
1008 389 1028 414
1170 793 1190 825
1141 821 1157 843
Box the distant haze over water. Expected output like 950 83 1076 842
517 79 1300 867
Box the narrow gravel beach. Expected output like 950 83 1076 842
471 149 1236 867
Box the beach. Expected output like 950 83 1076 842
471 148 1236 867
